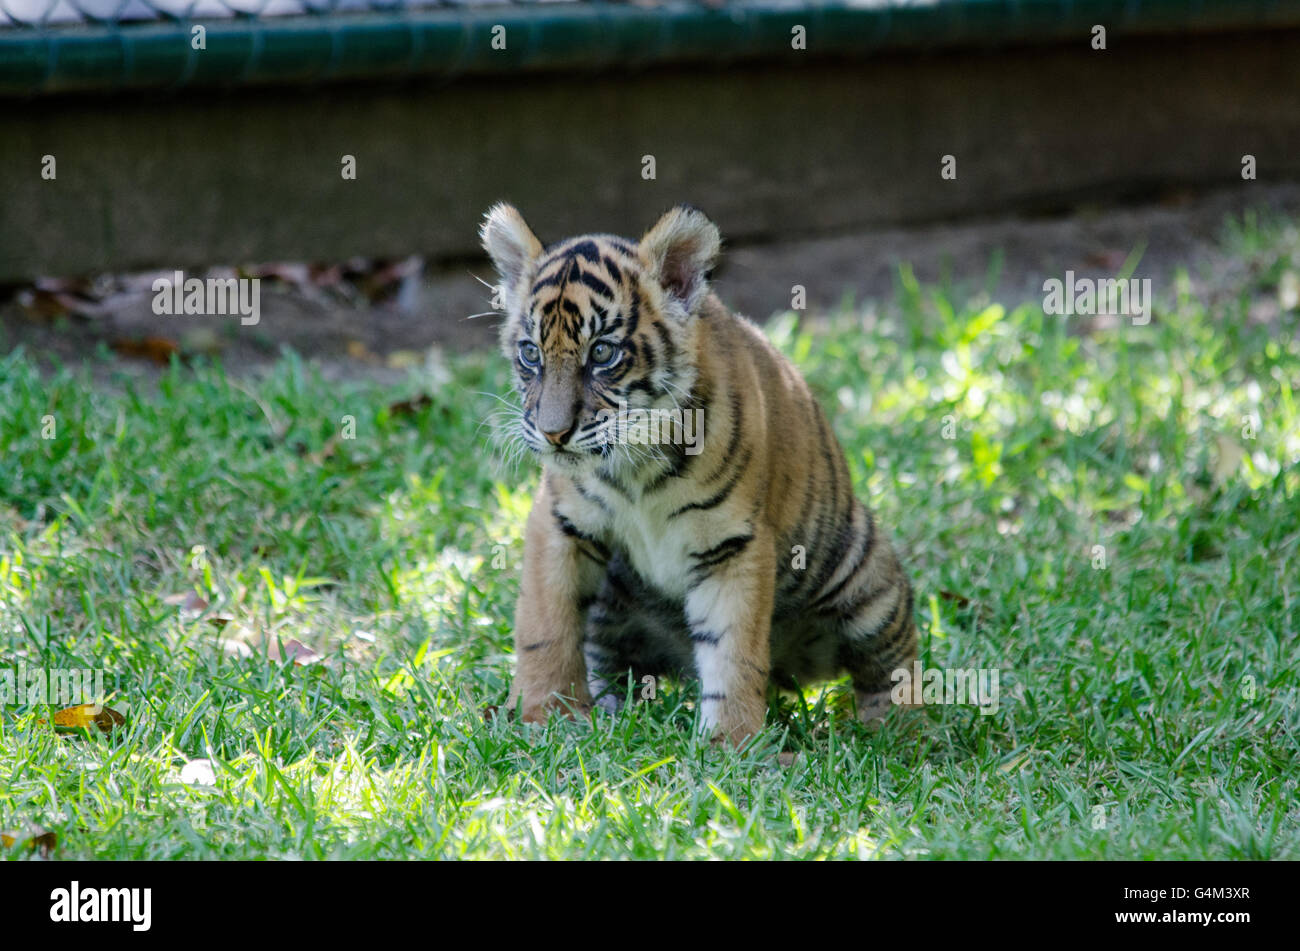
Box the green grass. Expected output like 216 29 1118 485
1 215 1298 860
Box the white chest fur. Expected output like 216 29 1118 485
558 468 705 600
608 502 693 598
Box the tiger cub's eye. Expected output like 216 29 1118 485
519 342 541 367
589 341 619 367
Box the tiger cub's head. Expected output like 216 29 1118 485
481 203 720 473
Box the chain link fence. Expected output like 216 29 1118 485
2 2 1298 97
4 0 625 28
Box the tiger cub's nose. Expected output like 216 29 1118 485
543 425 574 447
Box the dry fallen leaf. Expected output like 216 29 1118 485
356 255 421 305
17 288 78 320
937 589 972 608
385 350 424 370
309 263 343 288
248 261 312 290
1083 249 1128 271
109 336 181 365
51 703 126 734
308 435 339 465
164 591 209 612
267 638 324 666
1 828 57 856
218 638 254 659
388 394 433 417
346 339 380 363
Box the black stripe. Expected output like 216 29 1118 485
801 412 850 598
699 389 744 486
669 449 749 518
809 510 877 612
564 240 603 264
876 586 915 647
639 332 660 378
626 289 641 336
778 464 822 601
595 468 632 499
836 578 896 627
652 319 678 363
805 522 852 610
700 692 727 701
521 640 553 652
574 480 613 514
690 533 754 573
868 588 909 639
532 272 565 293
689 630 722 646
791 400 829 574
552 506 611 560
578 269 615 301
640 442 690 494
642 376 711 495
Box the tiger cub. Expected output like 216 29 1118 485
483 203 918 744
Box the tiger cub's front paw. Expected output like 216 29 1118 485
855 686 923 730
705 697 766 748
517 693 592 725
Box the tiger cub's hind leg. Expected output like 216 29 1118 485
836 580 920 727
584 555 692 715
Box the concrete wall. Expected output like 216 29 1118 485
3 28 1300 281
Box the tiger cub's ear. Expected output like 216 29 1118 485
480 203 543 305
639 205 721 317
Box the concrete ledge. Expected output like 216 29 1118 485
4 2 1298 98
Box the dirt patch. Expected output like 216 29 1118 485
2 181 1297 384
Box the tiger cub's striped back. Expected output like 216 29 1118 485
483 203 918 743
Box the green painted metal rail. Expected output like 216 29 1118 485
2 1 1300 97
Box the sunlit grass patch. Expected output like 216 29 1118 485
1 213 1297 859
